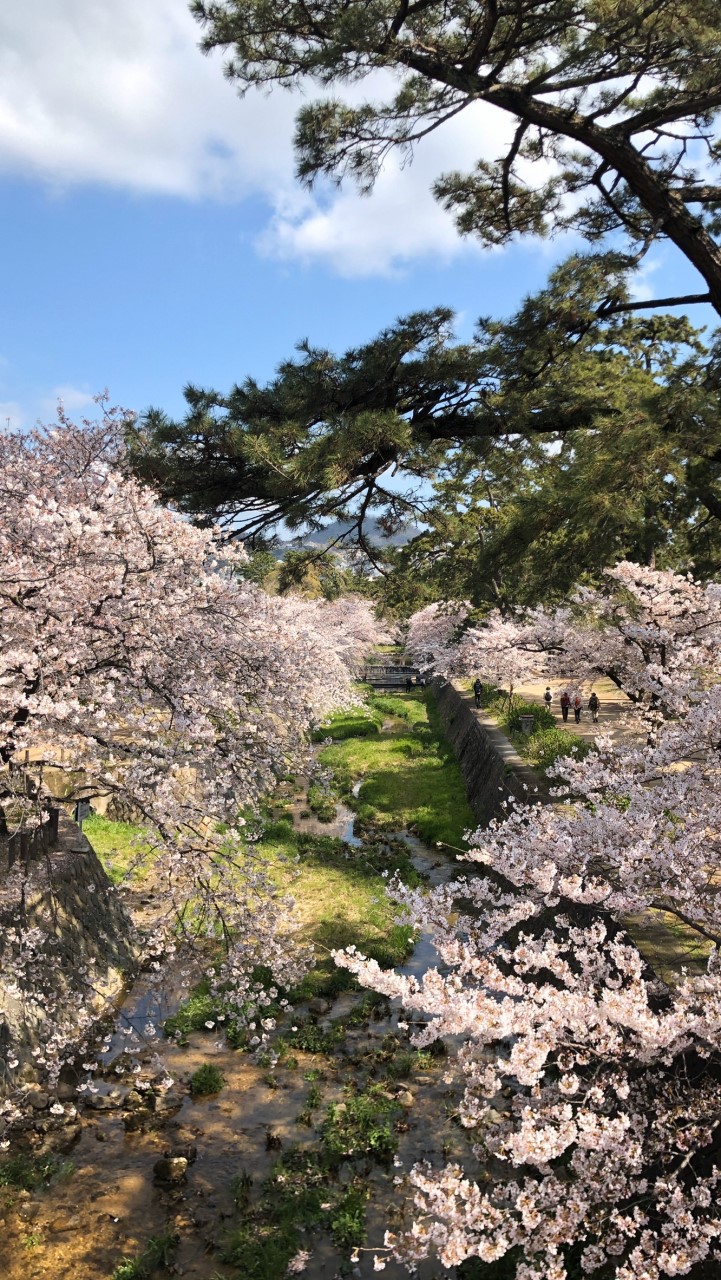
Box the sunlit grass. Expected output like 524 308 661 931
319 693 475 849
83 814 152 884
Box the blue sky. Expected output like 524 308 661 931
0 0 716 432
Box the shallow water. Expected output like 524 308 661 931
1 781 468 1280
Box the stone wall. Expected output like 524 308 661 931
0 813 135 1088
431 679 544 826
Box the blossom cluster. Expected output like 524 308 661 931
0 407 384 1116
338 569 721 1279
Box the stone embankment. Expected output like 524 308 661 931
0 813 135 1087
431 678 546 825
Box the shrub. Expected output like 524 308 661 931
506 700 556 733
189 1063 226 1096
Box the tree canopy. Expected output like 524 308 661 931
192 0 721 312
130 254 721 608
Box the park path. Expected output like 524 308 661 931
491 673 641 747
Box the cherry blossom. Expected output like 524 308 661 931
0 406 381 1117
337 577 721 1279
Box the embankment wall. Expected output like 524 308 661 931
0 814 135 1088
431 679 543 826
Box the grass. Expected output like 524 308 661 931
311 706 383 741
321 1085 400 1166
165 691 472 1042
111 1232 179 1280
164 829 419 1038
0 1153 74 1191
83 814 151 884
318 691 475 849
222 1083 401 1276
189 1062 226 1096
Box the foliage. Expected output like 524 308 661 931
111 1232 179 1280
133 261 721 606
321 1085 400 1166
189 1063 226 1096
516 726 593 774
192 0 721 312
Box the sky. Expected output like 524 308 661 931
0 0 716 432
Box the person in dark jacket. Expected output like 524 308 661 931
588 691 600 723
560 690 570 722
473 677 482 708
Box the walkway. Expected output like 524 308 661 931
489 674 641 748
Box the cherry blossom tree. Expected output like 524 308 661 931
338 572 721 1279
0 406 380 1117
410 564 721 719
404 602 470 674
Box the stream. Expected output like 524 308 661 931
0 777 468 1280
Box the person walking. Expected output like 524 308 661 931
573 693 583 724
473 677 482 709
405 675 413 693
544 686 553 713
588 691 600 723
560 690 570 722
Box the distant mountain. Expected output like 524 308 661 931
284 517 418 551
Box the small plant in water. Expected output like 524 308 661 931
189 1062 226 1097
112 1232 179 1280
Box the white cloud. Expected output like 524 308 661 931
0 0 297 198
258 101 513 277
40 385 97 416
0 1 516 274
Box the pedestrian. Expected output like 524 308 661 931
560 690 570 722
588 691 600 723
543 686 553 712
405 675 413 693
573 693 582 724
473 677 482 708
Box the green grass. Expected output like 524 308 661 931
319 692 475 849
165 829 419 1037
111 1232 178 1280
189 1062 226 1096
321 1085 400 1167
306 780 338 821
368 691 428 727
222 1083 401 1276
311 707 383 741
83 814 151 884
0 1153 74 1191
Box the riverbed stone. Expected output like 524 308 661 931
48 1212 80 1232
153 1156 188 1184
308 997 332 1014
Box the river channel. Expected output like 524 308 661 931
0 774 472 1280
